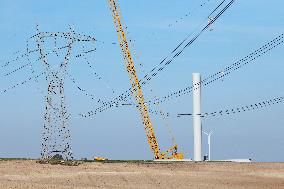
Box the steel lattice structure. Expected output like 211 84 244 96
26 26 96 160
1 25 97 160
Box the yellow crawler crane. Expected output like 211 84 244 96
107 0 183 159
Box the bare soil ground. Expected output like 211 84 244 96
0 160 283 189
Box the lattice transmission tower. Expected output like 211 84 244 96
26 25 96 160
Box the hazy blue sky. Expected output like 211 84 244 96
0 0 283 162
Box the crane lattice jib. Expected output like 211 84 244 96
107 0 161 158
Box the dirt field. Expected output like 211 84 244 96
0 160 283 189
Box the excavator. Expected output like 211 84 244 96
107 0 184 159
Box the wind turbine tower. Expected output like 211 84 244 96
192 73 202 161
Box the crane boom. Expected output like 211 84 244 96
107 0 183 159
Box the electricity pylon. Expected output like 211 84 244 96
29 25 96 160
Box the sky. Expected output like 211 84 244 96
0 0 283 162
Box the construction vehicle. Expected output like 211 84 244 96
94 156 108 161
107 0 184 159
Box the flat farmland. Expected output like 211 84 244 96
0 160 283 189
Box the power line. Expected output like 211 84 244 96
79 32 283 118
203 96 284 118
0 33 101 97
0 72 45 94
177 96 284 118
79 0 235 118
148 33 284 105
140 0 235 87
168 0 216 28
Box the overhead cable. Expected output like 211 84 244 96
79 0 236 118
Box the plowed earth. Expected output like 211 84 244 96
0 160 283 189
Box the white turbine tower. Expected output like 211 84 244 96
192 73 202 161
203 130 213 161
